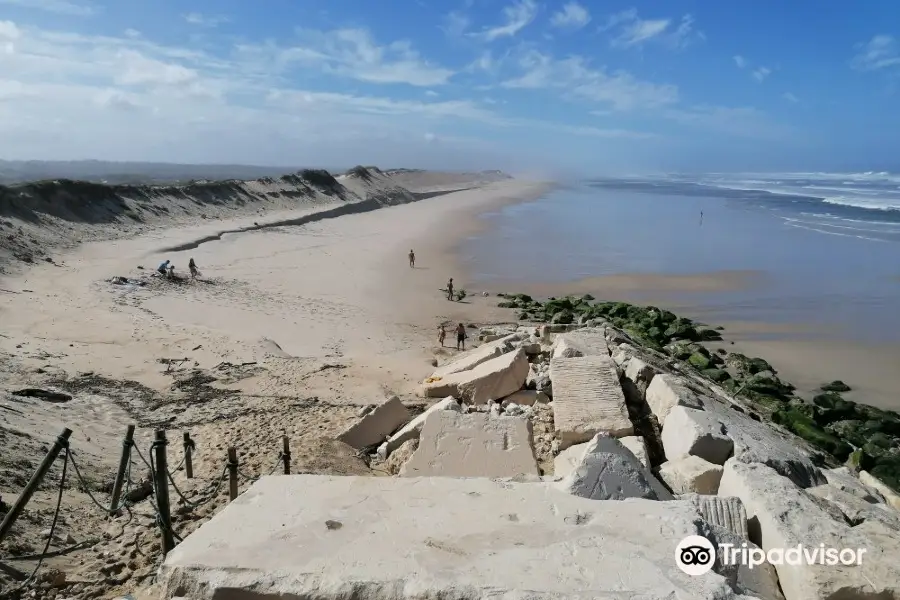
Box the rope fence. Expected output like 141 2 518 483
0 426 293 591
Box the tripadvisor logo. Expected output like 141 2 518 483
675 535 868 576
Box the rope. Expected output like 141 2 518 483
66 448 132 514
8 447 69 593
237 452 283 484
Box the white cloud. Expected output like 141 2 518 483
472 0 537 42
501 50 679 111
852 35 900 71
733 55 746 69
183 13 229 28
442 11 470 37
0 0 94 16
251 28 455 87
783 92 799 103
752 66 771 82
601 9 701 49
550 2 590 30
663 105 790 140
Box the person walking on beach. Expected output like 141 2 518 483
455 323 467 351
438 324 446 347
409 249 415 268
188 257 200 280
447 278 454 301
157 259 170 276
700 210 704 226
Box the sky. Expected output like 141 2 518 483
0 0 898 174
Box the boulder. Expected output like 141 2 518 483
624 356 659 396
384 397 460 454
550 327 609 358
549 356 634 449
718 460 900 600
859 471 900 512
702 398 825 489
501 389 549 406
645 374 704 423
659 455 724 495
336 397 410 450
682 494 749 539
421 348 530 404
708 525 786 600
399 411 539 478
661 405 734 465
554 435 649 478
806 484 900 531
555 433 672 501
160 475 757 600
823 467 886 503
431 333 522 378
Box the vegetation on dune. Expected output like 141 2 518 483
496 293 900 493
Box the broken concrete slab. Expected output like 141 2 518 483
399 411 539 478
620 436 651 470
556 433 672 501
701 398 825 489
554 436 649 478
160 475 755 600
645 373 704 423
823 467 886 503
384 397 460 454
859 471 900 511
806 484 900 531
551 327 609 359
624 356 659 396
718 460 900 600
659 455 724 495
549 355 633 449
385 439 418 475
708 525 786 600
336 397 410 450
682 494 749 539
422 348 530 404
431 333 522 378
661 405 734 465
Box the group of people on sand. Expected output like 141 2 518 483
157 257 201 280
406 249 467 350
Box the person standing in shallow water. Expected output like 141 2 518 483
408 249 415 268
438 324 446 347
447 278 454 301
455 323 466 350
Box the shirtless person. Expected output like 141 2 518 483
408 249 415 268
438 324 446 347
446 278 454 301
455 323 467 350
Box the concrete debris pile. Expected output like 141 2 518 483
159 320 900 600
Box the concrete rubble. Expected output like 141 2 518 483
399 411 539 478
550 327 609 358
159 475 753 600
382 396 460 455
337 396 410 450
661 405 734 465
718 459 900 600
555 433 672 500
431 333 523 378
421 347 529 404
682 494 750 539
659 455 724 494
549 355 633 448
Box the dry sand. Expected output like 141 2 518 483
0 171 550 598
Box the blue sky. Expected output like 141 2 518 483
0 0 898 174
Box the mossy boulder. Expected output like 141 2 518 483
550 310 575 325
697 328 723 341
773 406 853 460
688 352 711 370
664 323 700 342
821 380 851 393
743 373 794 399
702 368 731 383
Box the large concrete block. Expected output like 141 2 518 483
645 374 704 423
556 433 672 501
399 411 538 478
823 467 886 503
422 348 529 404
431 333 522 378
661 405 734 465
859 471 900 512
659 455 724 495
385 397 460 454
160 475 751 600
551 327 609 358
806 484 900 531
337 397 410 450
549 355 633 449
718 460 900 600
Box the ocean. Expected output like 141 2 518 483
461 173 900 343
